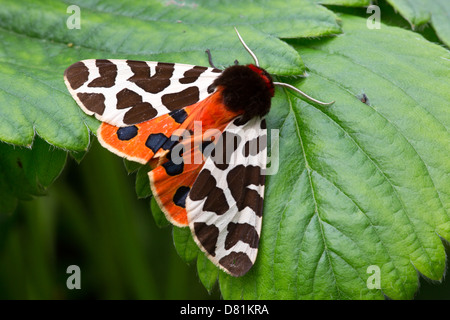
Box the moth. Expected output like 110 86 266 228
64 28 333 277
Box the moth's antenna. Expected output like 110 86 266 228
205 49 218 69
234 27 259 67
234 27 334 106
273 82 335 106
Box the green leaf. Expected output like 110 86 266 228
123 159 143 174
215 14 450 299
135 165 152 199
150 197 170 228
3 0 448 300
196 253 219 293
74 0 341 38
312 0 370 7
0 136 67 214
173 226 198 263
385 0 450 47
69 149 88 164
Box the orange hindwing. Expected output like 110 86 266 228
97 88 241 226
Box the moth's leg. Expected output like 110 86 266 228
205 49 239 68
205 49 218 69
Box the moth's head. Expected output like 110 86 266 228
247 64 274 97
212 64 273 120
232 27 335 108
207 28 277 120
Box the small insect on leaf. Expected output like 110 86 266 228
358 92 370 105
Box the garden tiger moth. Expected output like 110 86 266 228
64 28 334 277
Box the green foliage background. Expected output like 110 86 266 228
0 0 449 299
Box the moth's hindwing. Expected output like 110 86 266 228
64 59 222 127
97 104 199 165
148 91 242 227
186 117 267 277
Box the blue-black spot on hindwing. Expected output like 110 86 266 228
162 160 184 176
173 186 190 208
145 133 169 153
116 125 138 141
161 135 180 151
169 109 188 124
162 144 184 176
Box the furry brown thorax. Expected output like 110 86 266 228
211 64 274 121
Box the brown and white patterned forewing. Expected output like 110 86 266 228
186 117 267 277
64 59 221 127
